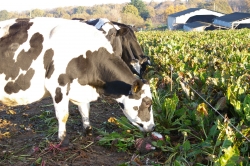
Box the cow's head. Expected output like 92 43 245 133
111 22 151 77
117 79 155 132
129 57 150 78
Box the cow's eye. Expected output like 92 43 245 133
136 123 143 128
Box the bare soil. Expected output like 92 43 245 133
0 96 141 166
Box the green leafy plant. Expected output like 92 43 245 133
97 117 143 152
30 109 58 138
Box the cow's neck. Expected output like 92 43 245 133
86 47 137 97
127 33 143 59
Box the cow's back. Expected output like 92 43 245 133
0 17 113 106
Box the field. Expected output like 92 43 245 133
137 29 250 165
0 29 250 165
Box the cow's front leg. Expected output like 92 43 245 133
53 98 70 147
78 103 92 136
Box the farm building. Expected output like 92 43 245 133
213 12 250 29
168 8 224 30
183 21 216 31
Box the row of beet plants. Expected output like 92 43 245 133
136 29 250 165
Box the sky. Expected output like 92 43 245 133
0 0 164 12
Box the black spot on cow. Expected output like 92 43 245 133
58 47 136 98
55 87 63 103
16 33 44 71
44 48 55 79
138 96 152 122
133 106 139 110
58 54 90 87
0 19 33 80
4 68 35 94
0 19 46 95
119 103 124 109
102 81 131 98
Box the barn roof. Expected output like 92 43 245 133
168 8 223 18
184 21 211 28
214 12 250 22
168 8 201 17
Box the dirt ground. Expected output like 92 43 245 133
0 96 148 166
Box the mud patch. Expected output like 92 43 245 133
0 97 132 166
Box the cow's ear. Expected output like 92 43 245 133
139 57 148 64
141 55 151 65
132 79 143 94
130 59 139 65
116 27 128 36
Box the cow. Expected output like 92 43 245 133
111 21 151 76
85 18 149 78
0 17 155 146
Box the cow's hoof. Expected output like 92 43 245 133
84 126 92 136
60 136 70 148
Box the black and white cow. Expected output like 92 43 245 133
0 17 155 146
85 18 149 78
111 21 151 76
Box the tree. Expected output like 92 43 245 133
130 0 150 20
238 0 250 12
89 5 105 17
123 4 139 16
0 10 9 21
74 6 85 14
174 0 183 5
122 4 144 26
61 13 71 19
175 5 187 12
228 0 250 12
31 9 45 17
199 0 232 14
53 7 67 18
140 10 150 20
245 0 250 12
214 0 233 13
121 12 144 27
144 18 153 28
147 6 155 18
187 0 203 8
106 5 121 22
45 13 54 17
165 5 186 18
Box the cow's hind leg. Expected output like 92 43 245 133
78 103 92 136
